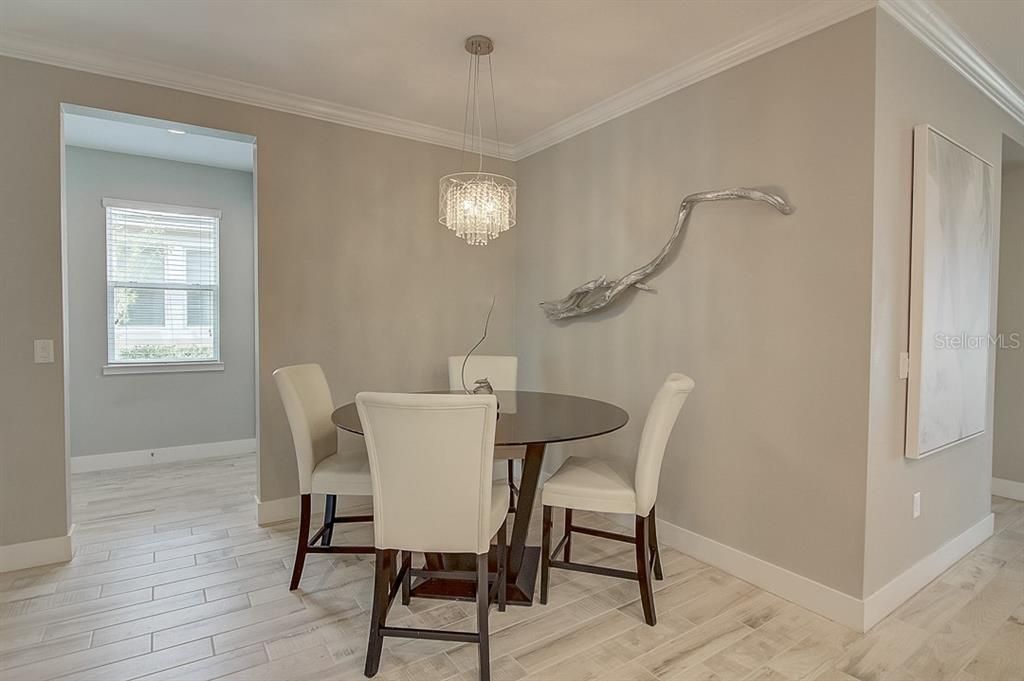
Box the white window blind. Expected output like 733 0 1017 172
104 198 221 365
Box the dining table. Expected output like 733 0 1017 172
331 389 629 606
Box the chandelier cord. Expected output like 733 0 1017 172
470 53 478 168
488 54 501 162
474 53 484 172
459 50 474 171
459 47 500 172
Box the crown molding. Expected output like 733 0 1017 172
0 30 514 161
511 0 877 160
878 0 1024 128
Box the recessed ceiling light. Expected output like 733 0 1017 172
166 129 186 135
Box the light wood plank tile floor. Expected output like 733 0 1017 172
1 454 1021 681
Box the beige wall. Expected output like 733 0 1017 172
864 12 1024 595
4 8 1021 605
994 161 1024 485
0 56 515 547
514 13 877 597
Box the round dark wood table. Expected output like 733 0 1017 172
331 390 628 605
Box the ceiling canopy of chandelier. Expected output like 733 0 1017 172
439 35 516 246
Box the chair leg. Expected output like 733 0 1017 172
635 514 657 626
540 505 552 605
476 552 491 681
649 505 663 581
322 494 337 547
401 551 412 606
289 494 312 590
507 459 516 513
563 509 573 562
497 520 507 612
364 549 391 677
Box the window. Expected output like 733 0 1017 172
104 198 221 370
185 248 214 327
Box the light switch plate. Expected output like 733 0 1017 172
34 339 55 363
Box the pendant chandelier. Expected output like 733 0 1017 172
439 35 516 246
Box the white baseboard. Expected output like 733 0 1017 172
256 493 325 527
0 531 73 573
992 477 1024 501
648 517 865 630
862 513 993 630
256 494 312 526
620 511 993 633
71 438 256 473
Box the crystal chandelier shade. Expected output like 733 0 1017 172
439 172 516 246
439 35 517 246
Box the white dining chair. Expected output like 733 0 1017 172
273 364 374 590
448 355 520 512
357 392 508 681
539 373 695 626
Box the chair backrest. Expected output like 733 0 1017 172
357 392 498 553
273 364 337 495
634 373 696 516
448 355 518 392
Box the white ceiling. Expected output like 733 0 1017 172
0 0 866 147
63 106 255 171
1 1 1021 158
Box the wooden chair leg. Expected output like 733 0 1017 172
497 520 507 612
364 549 391 677
563 509 573 562
540 505 552 605
477 552 491 681
507 460 517 513
289 494 312 591
322 494 337 547
635 514 657 626
649 505 663 581
401 551 412 606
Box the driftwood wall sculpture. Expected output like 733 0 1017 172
539 188 794 320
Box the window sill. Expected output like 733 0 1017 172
103 361 224 376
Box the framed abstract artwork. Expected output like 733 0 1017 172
905 125 996 459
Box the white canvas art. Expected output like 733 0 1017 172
906 125 995 459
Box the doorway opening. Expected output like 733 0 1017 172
992 134 1024 504
59 105 259 540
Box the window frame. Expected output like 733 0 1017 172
102 198 224 375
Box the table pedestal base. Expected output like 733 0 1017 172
410 546 540 606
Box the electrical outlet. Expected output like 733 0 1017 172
913 491 921 519
34 339 54 363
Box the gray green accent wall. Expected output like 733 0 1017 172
64 147 255 458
